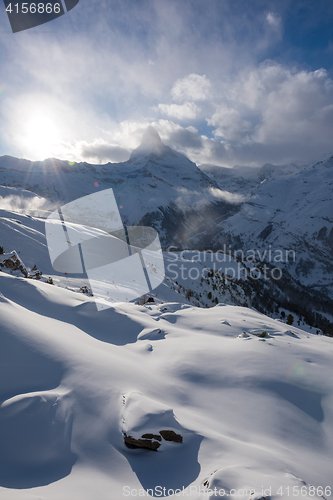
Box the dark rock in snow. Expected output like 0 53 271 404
159 430 183 443
124 434 161 451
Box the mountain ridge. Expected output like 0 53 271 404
1 129 333 301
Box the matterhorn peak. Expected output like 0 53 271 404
130 126 168 161
140 126 163 149
127 125 200 171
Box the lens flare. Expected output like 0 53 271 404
285 361 306 379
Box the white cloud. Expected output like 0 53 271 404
175 186 246 210
155 101 199 120
266 12 281 28
0 193 52 213
207 107 252 142
78 140 130 163
171 74 211 102
245 65 333 146
209 188 246 204
5 59 332 169
44 119 202 164
204 62 333 164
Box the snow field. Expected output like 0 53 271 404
0 273 332 498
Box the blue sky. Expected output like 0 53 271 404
0 0 332 167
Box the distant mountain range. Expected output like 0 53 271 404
1 127 333 330
201 154 333 294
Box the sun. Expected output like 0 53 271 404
23 112 61 160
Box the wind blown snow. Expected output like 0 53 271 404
0 187 53 215
209 187 246 204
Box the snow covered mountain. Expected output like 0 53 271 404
1 128 331 271
0 127 239 249
1 128 333 324
202 154 333 296
198 164 262 195
198 160 307 196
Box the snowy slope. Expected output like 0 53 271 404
198 164 261 195
1 272 333 499
1 204 330 334
0 209 52 272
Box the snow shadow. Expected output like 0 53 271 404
0 331 76 488
0 391 77 489
138 328 166 341
122 432 203 497
117 392 203 497
1 279 143 346
74 302 144 345
263 381 324 422
0 330 63 402
159 313 179 324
